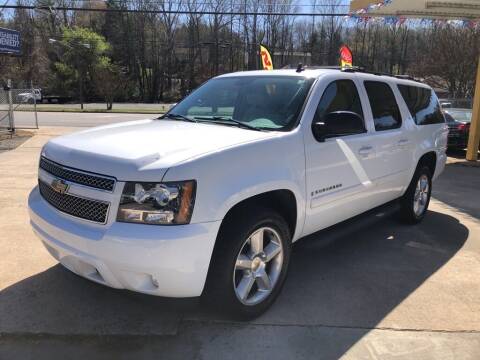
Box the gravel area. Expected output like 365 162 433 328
0 130 34 153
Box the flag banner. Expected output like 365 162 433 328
0 28 21 55
340 45 353 68
260 44 273 70
343 10 480 28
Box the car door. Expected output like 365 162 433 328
360 79 413 206
302 75 379 236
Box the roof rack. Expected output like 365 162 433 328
394 74 416 81
292 63 418 82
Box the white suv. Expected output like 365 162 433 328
28 68 448 318
17 88 42 104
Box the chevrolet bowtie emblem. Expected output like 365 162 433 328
51 178 69 194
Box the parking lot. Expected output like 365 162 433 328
1 120 480 359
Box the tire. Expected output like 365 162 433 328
203 207 292 320
399 165 432 224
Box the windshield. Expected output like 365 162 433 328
166 76 315 130
445 109 472 123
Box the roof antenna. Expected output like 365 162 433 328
296 63 304 73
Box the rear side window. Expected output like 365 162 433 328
397 85 445 125
364 81 402 131
315 80 364 122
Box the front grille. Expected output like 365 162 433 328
40 157 116 192
39 180 109 223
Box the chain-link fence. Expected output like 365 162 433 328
0 88 13 134
0 85 39 133
12 88 39 129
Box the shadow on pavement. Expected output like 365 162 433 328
0 207 469 358
433 162 480 220
0 263 191 336
446 149 467 160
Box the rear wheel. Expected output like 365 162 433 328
204 208 291 319
399 165 432 224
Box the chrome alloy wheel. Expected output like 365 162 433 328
413 174 430 217
233 227 284 306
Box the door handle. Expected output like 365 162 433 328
398 139 410 146
358 146 374 157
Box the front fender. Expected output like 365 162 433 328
215 180 305 242
162 131 307 241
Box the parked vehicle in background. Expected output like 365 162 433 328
28 68 448 318
439 98 472 109
444 108 472 149
440 101 452 109
15 88 73 104
42 94 73 104
17 89 42 104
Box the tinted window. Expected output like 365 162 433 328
315 80 364 122
398 85 445 125
170 76 315 130
364 81 402 131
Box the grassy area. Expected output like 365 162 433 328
15 103 173 114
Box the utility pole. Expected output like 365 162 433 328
78 60 84 110
466 56 480 161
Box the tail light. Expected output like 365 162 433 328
458 123 470 132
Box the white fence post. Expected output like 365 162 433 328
31 80 39 129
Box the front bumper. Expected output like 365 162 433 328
28 186 221 297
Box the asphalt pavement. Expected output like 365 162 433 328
1 120 480 359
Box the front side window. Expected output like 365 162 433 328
364 81 402 131
168 76 315 131
314 79 364 122
398 85 445 125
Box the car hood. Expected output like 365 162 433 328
42 119 277 181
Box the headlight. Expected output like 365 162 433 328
117 180 196 225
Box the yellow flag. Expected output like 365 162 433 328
260 44 273 70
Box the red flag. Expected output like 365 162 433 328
340 45 353 68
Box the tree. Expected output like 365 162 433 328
93 57 123 110
53 27 111 108
2 1 480 102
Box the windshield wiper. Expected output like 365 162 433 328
159 113 197 123
193 116 262 131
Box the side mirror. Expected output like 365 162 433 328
312 111 365 142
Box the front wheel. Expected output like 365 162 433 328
204 208 291 319
399 165 432 224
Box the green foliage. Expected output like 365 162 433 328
52 27 118 106
56 26 110 73
93 56 125 109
